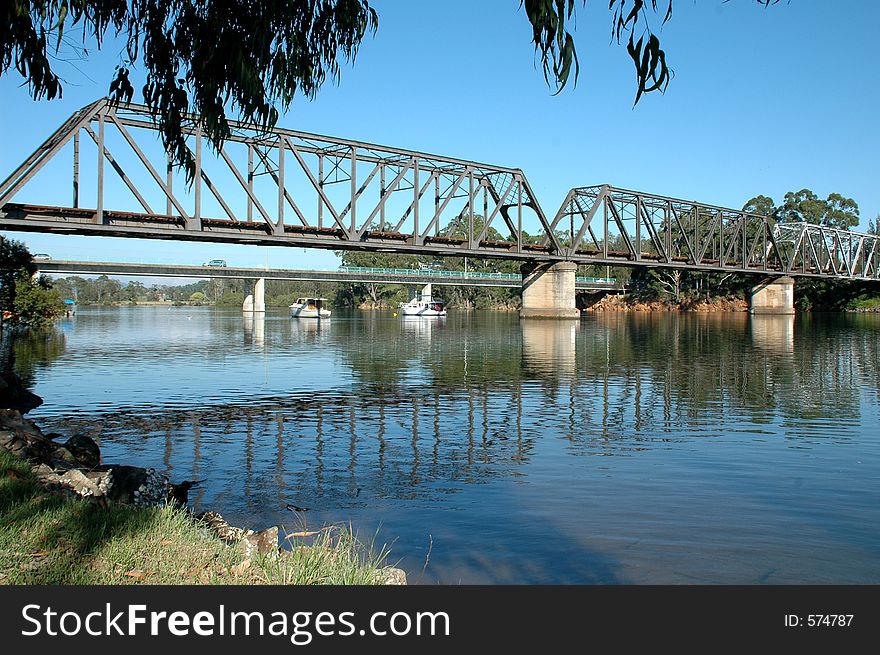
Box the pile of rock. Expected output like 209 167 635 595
0 408 171 507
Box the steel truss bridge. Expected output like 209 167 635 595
34 260 618 291
1 98 878 281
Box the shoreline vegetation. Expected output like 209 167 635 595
0 406 404 585
43 254 880 315
53 293 880 313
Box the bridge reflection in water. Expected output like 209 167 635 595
750 314 795 354
30 309 880 583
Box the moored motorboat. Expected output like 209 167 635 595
289 297 331 319
399 284 447 317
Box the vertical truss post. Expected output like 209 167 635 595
664 201 672 261
192 123 202 229
277 136 285 233
413 158 419 243
801 235 807 274
379 163 386 230
468 171 475 248
434 175 440 237
72 131 79 208
96 112 104 224
762 223 768 272
603 197 608 259
247 144 254 223
166 154 173 216
350 147 357 236
633 198 640 262
318 154 324 229
516 180 523 254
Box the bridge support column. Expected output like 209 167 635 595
749 276 795 315
243 278 266 313
520 262 580 319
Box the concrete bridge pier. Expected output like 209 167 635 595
520 262 580 319
243 278 266 313
749 276 795 315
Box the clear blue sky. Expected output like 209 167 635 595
1 0 877 273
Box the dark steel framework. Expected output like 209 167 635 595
552 185 880 280
1 99 878 281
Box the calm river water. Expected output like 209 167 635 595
13 306 880 584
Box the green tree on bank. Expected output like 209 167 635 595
739 189 873 310
0 236 64 329
12 275 64 329
745 189 860 230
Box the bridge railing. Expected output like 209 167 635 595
336 266 615 285
338 266 518 280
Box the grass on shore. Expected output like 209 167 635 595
847 297 880 311
0 450 389 585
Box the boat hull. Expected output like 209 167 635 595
290 307 331 319
400 307 447 317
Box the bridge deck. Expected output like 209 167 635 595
35 260 618 291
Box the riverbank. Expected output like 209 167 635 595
0 409 402 585
582 294 748 313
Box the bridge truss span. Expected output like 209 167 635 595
552 185 880 280
1 100 878 281
0 98 559 259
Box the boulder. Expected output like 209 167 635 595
0 371 43 413
0 409 33 433
95 465 170 507
49 446 81 469
58 469 101 497
32 463 60 485
27 464 111 499
167 479 205 506
61 434 101 469
376 567 408 585
239 526 280 559
0 413 57 464
196 511 250 542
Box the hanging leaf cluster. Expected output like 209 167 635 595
521 0 579 93
1 0 377 179
523 0 780 104
2 1 786 172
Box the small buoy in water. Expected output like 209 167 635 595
392 312 398 317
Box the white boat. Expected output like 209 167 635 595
399 284 447 317
289 297 331 319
